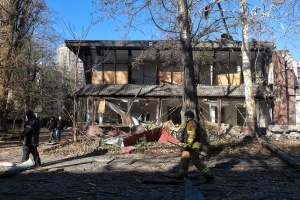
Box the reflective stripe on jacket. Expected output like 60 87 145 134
183 119 201 150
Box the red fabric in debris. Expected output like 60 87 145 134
123 128 162 146
58 139 68 144
158 129 180 143
121 146 136 154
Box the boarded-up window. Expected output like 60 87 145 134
159 71 183 85
92 72 103 84
214 73 242 85
98 100 106 113
116 67 128 84
92 64 128 84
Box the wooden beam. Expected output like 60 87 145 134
258 137 300 170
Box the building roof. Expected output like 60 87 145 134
76 84 273 99
65 40 276 62
65 40 275 50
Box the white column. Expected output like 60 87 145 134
210 64 214 85
209 104 216 122
86 97 93 125
99 113 104 125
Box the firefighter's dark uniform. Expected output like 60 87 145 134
21 110 42 167
179 111 214 183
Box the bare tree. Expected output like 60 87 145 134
176 0 199 119
92 0 230 122
93 0 300 131
61 21 92 142
239 0 256 132
0 0 48 132
236 0 300 131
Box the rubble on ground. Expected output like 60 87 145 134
266 125 300 140
81 120 263 154
0 130 299 200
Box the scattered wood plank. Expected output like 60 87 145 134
41 140 69 152
106 158 115 164
32 160 95 171
257 137 300 170
127 159 140 165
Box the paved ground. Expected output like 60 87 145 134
0 132 300 200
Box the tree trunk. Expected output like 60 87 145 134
0 111 8 133
176 0 200 121
0 89 9 133
239 0 256 133
258 137 300 169
0 0 42 133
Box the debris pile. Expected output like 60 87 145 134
82 119 260 155
266 125 300 140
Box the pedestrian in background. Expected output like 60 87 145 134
46 116 57 143
20 110 42 168
55 116 65 142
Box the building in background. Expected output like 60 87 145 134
56 44 85 86
65 39 299 128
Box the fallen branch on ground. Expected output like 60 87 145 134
33 160 95 171
257 137 300 170
106 158 115 164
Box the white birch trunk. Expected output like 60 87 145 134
239 0 256 132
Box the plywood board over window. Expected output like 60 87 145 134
214 73 242 85
103 71 115 83
98 100 106 113
92 71 103 84
173 72 183 84
159 71 183 85
92 64 128 84
92 71 128 84
116 64 128 84
116 71 128 84
159 72 172 84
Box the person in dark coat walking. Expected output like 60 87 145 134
55 116 65 141
46 116 57 143
21 110 42 167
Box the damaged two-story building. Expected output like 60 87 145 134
64 39 299 130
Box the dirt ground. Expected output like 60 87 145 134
0 131 300 200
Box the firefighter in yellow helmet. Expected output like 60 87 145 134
178 110 214 183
